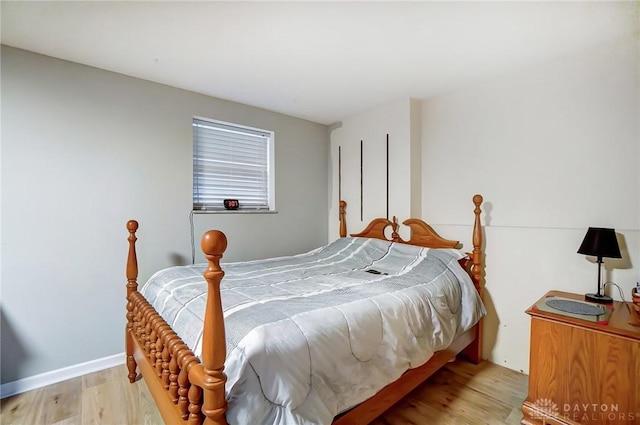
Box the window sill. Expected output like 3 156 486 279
192 210 278 215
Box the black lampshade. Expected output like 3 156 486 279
577 227 621 259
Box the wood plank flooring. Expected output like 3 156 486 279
370 360 527 425
1 359 527 425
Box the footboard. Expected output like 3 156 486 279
125 220 229 425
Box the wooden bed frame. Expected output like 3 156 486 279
125 194 484 425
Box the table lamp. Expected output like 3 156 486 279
577 227 621 303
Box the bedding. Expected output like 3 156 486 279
140 236 485 425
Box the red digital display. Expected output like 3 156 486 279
224 199 239 210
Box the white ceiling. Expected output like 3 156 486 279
1 1 637 125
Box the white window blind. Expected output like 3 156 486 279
193 118 273 211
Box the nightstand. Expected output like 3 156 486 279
521 290 640 425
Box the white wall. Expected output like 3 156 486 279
327 33 638 375
329 99 420 240
421 34 639 373
1 46 329 384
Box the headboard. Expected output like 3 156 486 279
347 194 484 289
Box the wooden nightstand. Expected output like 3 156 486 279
521 290 640 425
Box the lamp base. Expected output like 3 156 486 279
585 293 613 304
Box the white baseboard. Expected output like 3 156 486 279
0 352 125 399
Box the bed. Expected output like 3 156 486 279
125 194 485 425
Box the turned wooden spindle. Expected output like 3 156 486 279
176 344 194 418
133 298 145 339
188 382 204 425
153 323 167 377
132 304 141 335
160 330 172 389
182 352 202 420
144 310 153 357
167 337 181 402
189 230 229 425
126 220 139 383
339 200 347 238
156 324 169 378
139 303 151 347
149 316 159 363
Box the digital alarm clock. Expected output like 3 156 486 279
223 199 239 210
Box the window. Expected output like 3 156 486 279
193 117 274 211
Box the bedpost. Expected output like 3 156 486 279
189 230 229 425
462 194 484 364
339 200 347 237
126 220 139 383
471 194 483 289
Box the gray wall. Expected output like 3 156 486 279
1 46 329 383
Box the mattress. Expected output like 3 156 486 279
141 236 486 425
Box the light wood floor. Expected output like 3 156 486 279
1 359 527 425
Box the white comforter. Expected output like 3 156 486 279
141 237 485 425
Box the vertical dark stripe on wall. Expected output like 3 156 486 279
360 139 363 221
386 134 389 220
338 145 342 220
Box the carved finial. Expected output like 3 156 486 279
127 220 139 232
339 200 347 238
473 194 483 207
391 216 400 241
201 230 228 257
